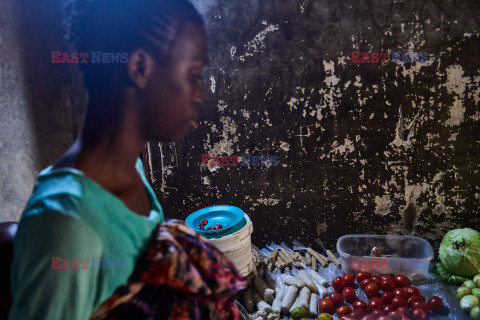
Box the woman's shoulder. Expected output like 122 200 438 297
23 164 90 220
15 172 103 258
16 166 104 254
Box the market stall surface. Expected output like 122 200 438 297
243 252 469 320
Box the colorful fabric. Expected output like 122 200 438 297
89 220 250 320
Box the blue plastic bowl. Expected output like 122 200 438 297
185 205 244 235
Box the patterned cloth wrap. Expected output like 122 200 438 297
89 219 250 320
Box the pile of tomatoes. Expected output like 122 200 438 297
319 272 445 320
198 220 224 231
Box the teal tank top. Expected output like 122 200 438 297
9 158 164 320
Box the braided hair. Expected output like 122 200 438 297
63 0 204 92
62 0 205 146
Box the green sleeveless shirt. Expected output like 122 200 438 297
9 158 164 320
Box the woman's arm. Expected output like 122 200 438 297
9 212 103 320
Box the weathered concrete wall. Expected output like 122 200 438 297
144 0 480 250
0 0 84 222
0 0 37 222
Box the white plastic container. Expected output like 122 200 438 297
208 214 254 277
337 234 434 279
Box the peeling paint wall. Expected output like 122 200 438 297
145 0 480 250
3 0 477 250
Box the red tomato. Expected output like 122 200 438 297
343 273 355 287
380 279 396 291
372 309 386 316
370 275 381 284
378 316 393 320
361 315 377 320
383 304 397 313
350 308 366 319
405 286 420 297
368 297 383 311
380 275 394 282
364 282 380 298
353 300 368 310
333 277 347 293
381 291 395 304
412 308 426 320
407 295 425 305
411 301 429 312
343 287 357 303
388 311 405 320
360 278 373 290
392 296 408 308
396 306 412 317
428 296 445 313
320 298 335 314
393 288 408 299
340 316 356 320
356 271 371 282
393 274 411 288
337 305 352 317
329 292 344 307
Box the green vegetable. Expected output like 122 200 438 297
458 287 472 299
460 295 479 312
472 288 480 299
474 274 480 283
291 307 308 320
439 228 480 277
436 262 469 285
465 280 479 290
472 306 480 320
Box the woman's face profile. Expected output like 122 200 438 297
137 22 208 143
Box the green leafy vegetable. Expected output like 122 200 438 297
435 262 469 285
439 228 480 277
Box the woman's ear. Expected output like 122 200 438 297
126 49 155 89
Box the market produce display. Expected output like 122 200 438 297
243 242 334 319
324 272 446 320
455 275 480 319
432 228 480 319
240 231 479 320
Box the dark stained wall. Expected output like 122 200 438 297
144 0 480 251
1 0 478 253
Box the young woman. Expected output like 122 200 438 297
9 0 208 319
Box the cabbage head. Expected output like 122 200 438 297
439 228 480 277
